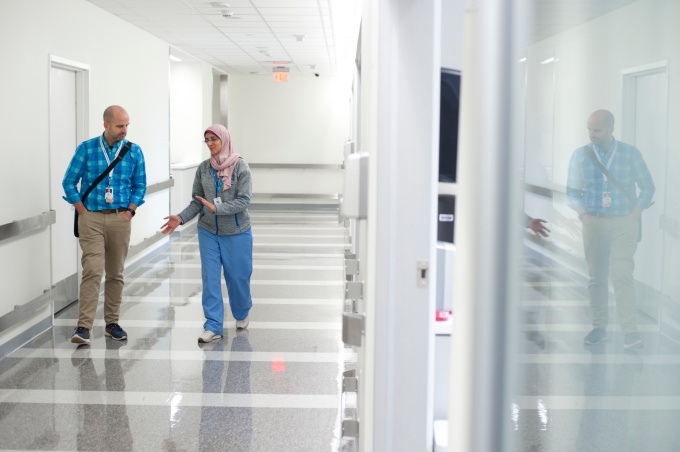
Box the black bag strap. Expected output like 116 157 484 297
81 141 133 203
586 146 637 208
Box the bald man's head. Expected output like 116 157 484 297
103 106 130 146
589 109 615 128
587 109 615 149
103 105 127 122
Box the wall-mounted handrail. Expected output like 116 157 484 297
525 182 566 198
249 163 343 170
146 178 174 196
251 193 341 200
0 289 54 333
0 211 56 243
0 178 173 243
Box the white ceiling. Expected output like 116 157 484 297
87 0 359 76
531 0 638 42
87 0 638 76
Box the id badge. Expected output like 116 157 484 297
105 187 114 203
602 191 611 208
213 197 222 205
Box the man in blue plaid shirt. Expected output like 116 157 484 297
567 109 655 350
62 105 146 345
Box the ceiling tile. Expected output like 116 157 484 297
86 0 632 76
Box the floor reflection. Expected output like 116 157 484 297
72 340 133 451
199 331 253 452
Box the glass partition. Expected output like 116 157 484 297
510 0 680 450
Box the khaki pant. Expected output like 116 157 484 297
582 215 639 334
77 211 131 329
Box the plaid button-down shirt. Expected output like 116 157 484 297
62 134 146 211
567 140 655 216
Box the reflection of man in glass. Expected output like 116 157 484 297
567 109 655 349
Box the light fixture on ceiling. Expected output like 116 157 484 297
221 9 241 19
169 55 182 62
273 66 289 83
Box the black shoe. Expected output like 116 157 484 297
71 326 91 344
584 328 606 345
105 323 128 341
623 332 644 350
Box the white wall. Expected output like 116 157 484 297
228 75 350 196
169 61 215 218
0 0 171 349
441 0 465 71
522 0 680 257
170 61 215 165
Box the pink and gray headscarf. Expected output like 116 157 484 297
205 124 241 190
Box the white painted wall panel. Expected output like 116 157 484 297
0 0 171 346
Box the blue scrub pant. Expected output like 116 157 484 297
198 227 253 335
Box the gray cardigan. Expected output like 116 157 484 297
178 159 252 235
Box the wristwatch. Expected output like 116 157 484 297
126 208 136 217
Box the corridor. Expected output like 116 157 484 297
0 209 353 451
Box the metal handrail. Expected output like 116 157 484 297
146 178 174 195
0 211 56 243
0 289 54 333
249 163 343 170
252 193 341 200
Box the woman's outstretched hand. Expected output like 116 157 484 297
161 215 182 234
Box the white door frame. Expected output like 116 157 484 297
48 55 90 312
50 56 89 142
621 60 669 322
621 60 668 143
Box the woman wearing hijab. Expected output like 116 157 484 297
161 124 253 343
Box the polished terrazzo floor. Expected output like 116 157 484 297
511 243 680 452
0 209 355 451
4 211 680 451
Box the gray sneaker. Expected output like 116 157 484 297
623 332 644 350
236 316 249 330
584 328 606 345
198 330 222 343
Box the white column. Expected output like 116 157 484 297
361 0 441 450
449 0 522 451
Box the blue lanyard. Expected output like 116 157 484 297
212 169 223 193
